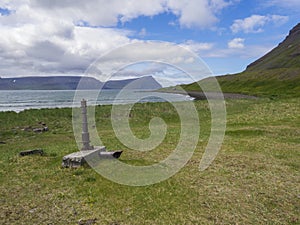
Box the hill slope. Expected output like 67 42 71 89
183 23 300 98
246 23 300 71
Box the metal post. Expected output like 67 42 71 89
81 99 93 150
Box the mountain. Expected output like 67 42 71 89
0 76 162 90
103 76 162 90
246 23 300 71
0 76 102 90
182 23 300 98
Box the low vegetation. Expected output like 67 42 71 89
181 68 300 98
0 98 299 224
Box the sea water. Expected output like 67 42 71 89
0 90 193 112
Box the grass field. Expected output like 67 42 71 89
179 68 300 99
0 98 299 224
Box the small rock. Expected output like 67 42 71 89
78 218 97 225
29 208 37 213
33 127 48 133
22 126 32 132
33 128 43 133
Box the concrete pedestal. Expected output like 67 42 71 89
62 146 105 168
62 146 122 168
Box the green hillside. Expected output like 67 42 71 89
183 23 300 98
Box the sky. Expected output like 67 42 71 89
0 0 299 85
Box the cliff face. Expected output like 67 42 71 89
246 23 300 71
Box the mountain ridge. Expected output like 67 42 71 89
182 22 300 98
246 23 300 71
0 75 162 90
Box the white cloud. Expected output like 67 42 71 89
28 0 167 27
1 0 234 28
228 38 244 49
166 0 234 29
231 14 288 33
0 21 133 75
181 40 214 53
0 0 237 76
84 42 213 86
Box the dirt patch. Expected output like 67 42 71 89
187 91 258 100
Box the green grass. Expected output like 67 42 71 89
180 68 300 98
0 98 299 224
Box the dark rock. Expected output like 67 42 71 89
33 128 43 133
33 127 49 133
38 121 47 126
19 149 44 156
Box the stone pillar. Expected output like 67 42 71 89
81 99 93 150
